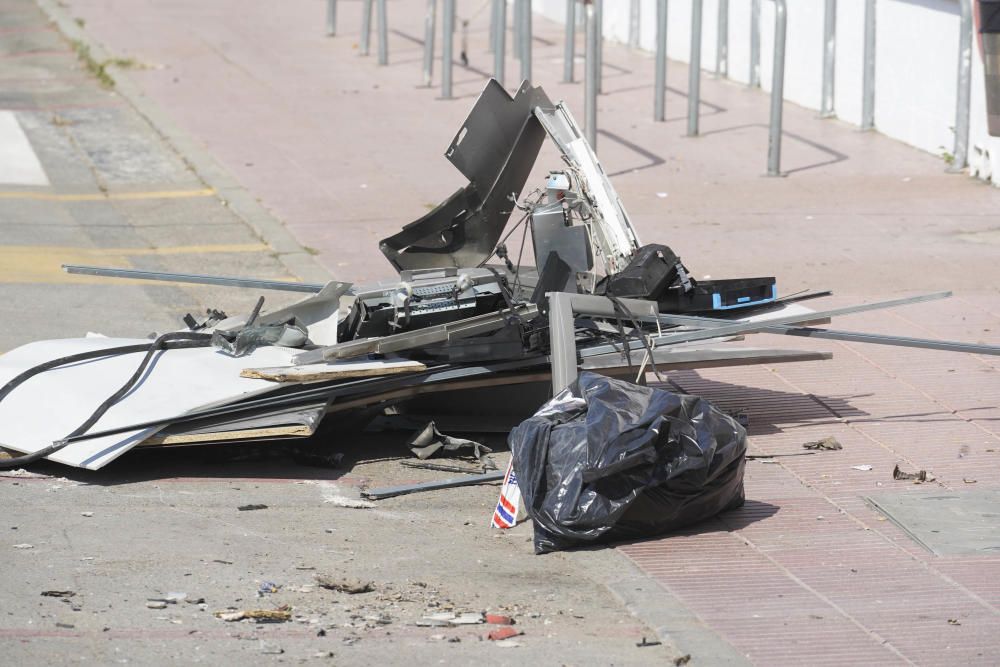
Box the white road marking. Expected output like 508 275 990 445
0 110 50 186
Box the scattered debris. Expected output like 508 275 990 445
146 601 168 610
636 636 662 647
485 613 514 625
259 640 284 654
948 618 961 626
804 436 843 451
407 421 495 469
13 543 33 549
315 576 374 594
487 627 523 641
41 590 76 598
675 655 693 666
258 582 280 595
892 464 935 483
964 478 977 484
852 464 874 471
80 512 94 518
214 608 292 623
363 472 505 501
237 504 268 512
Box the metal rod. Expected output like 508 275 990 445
521 0 532 83
861 0 876 130
563 0 576 83
494 0 506 86
376 0 388 65
514 0 523 58
62 265 326 293
595 0 603 93
326 0 337 36
423 0 437 87
750 0 760 87
489 0 498 52
364 472 506 500
442 0 455 98
821 0 836 117
716 0 728 77
360 0 373 56
768 0 787 176
687 0 703 137
584 0 598 148
949 0 973 172
629 0 641 49
654 0 668 121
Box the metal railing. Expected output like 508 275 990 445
861 0 876 130
687 0 703 137
326 0 337 37
820 0 836 117
949 0 973 172
716 0 728 77
584 0 598 148
654 0 668 122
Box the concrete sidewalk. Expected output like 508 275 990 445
20 0 1000 664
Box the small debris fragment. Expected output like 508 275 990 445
55 622 75 629
963 478 977 484
636 636 662 647
892 464 934 483
237 504 268 511
146 601 168 610
258 581 281 595
259 640 284 654
315 575 374 594
213 608 292 623
948 618 961 626
675 655 692 666
212 559 233 565
485 613 514 625
41 590 76 598
852 464 873 471
804 436 842 451
13 543 33 549
81 512 94 518
450 612 485 625
487 627 522 641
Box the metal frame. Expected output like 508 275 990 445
861 0 876 130
821 0 836 117
63 265 328 293
654 0 668 121
949 0 973 172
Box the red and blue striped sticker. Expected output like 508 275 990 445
491 458 522 529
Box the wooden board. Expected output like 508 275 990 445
241 357 427 383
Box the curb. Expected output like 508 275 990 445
35 0 331 286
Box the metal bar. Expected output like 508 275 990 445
423 0 436 87
655 313 1000 357
326 0 337 36
861 0 876 130
376 0 388 65
548 293 579 394
584 0 598 148
821 0 836 117
62 265 326 293
363 472 505 500
595 0 603 93
629 0 641 49
716 0 728 76
514 0 523 58
521 0 532 83
360 0 373 56
949 0 973 172
768 0 787 176
494 0 506 86
489 0 498 52
750 0 760 87
687 0 703 137
442 0 455 97
654 0 668 121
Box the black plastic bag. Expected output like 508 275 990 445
510 372 747 554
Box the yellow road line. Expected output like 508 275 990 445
0 243 274 284
0 187 216 201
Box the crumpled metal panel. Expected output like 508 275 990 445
380 80 552 272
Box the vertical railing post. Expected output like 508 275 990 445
595 0 604 93
489 0 499 52
423 0 437 87
326 0 337 36
564 0 576 83
821 0 836 117
687 0 703 136
585 0 598 148
768 0 788 176
376 0 388 65
629 0 641 49
494 0 506 86
360 0 373 56
521 0 533 82
716 0 728 77
654 0 668 121
861 0 876 130
750 0 760 87
443 0 455 98
514 0 523 59
949 0 973 172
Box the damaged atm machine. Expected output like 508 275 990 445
3 81 1000 552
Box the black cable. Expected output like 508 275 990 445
0 332 212 469
606 295 666 382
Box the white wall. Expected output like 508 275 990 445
531 0 999 186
